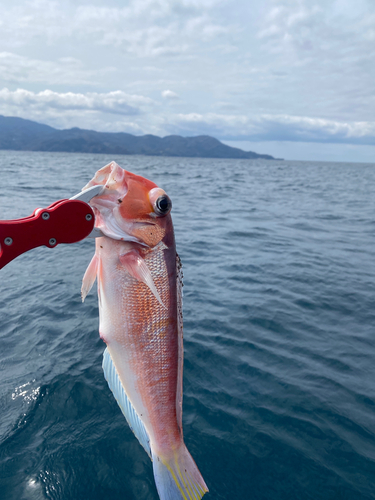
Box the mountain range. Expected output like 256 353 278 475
0 115 277 160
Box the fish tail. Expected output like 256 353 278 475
152 444 208 500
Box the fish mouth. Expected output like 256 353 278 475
90 190 151 246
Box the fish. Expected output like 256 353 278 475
81 161 208 500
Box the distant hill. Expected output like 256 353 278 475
0 115 277 160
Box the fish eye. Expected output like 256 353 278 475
154 195 172 216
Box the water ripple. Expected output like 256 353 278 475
1 152 375 499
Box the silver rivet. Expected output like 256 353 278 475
4 237 13 246
85 214 93 221
42 212 50 220
49 238 57 246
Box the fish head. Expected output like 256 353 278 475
83 162 173 248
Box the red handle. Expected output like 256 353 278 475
0 199 95 269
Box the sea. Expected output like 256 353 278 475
0 150 375 500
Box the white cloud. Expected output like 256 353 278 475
162 90 179 99
0 52 109 86
257 0 374 64
1 86 374 145
258 1 327 57
0 0 72 46
0 88 155 117
169 112 375 145
0 0 231 57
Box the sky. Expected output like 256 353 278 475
0 0 374 162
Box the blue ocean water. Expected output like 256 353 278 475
0 150 375 500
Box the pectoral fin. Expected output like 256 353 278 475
81 254 98 302
119 250 165 308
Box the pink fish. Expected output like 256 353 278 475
81 162 208 500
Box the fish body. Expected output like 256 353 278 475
81 162 208 500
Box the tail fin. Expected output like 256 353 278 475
152 444 208 500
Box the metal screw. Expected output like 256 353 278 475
49 238 57 246
42 212 50 220
85 214 93 221
4 237 13 246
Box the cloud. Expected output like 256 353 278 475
168 112 375 145
0 0 72 47
0 52 109 86
73 5 230 57
0 88 155 118
162 90 179 99
257 0 375 67
0 0 231 58
1 86 374 145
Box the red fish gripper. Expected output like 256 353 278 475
0 199 95 270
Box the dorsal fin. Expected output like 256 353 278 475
176 253 184 434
